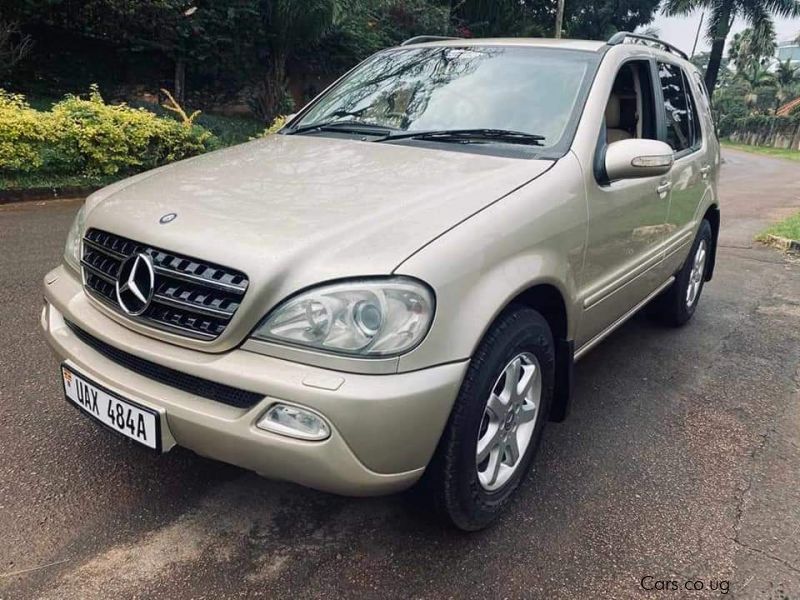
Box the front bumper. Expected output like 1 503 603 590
41 265 468 496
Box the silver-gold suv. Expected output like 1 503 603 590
42 33 720 530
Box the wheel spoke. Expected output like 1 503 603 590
476 423 502 464
485 447 502 486
502 357 522 399
695 247 705 267
517 363 537 399
505 431 520 465
518 401 537 423
487 392 506 418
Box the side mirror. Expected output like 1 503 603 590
605 139 674 181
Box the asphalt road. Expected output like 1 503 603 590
1 148 799 599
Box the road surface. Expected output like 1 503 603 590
1 148 799 599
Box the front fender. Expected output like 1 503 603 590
395 156 587 373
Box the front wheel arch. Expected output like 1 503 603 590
497 284 573 423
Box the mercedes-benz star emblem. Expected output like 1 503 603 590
116 253 155 316
159 212 177 224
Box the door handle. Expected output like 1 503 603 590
700 165 711 178
656 181 672 195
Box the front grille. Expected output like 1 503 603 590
65 320 264 409
81 229 249 340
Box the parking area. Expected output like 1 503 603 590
1 148 799 599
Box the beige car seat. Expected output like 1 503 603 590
606 94 632 143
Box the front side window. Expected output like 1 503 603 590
290 46 600 155
657 62 698 153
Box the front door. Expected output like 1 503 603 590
577 58 671 347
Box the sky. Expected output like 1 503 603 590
649 9 800 57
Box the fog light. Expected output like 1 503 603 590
257 403 331 441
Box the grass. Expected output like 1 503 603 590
757 211 800 243
722 141 800 162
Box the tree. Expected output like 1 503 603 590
0 20 33 78
738 61 776 109
561 0 661 40
451 0 544 37
728 25 776 73
775 57 799 88
450 0 661 41
662 0 800 95
6 1 260 103
250 0 337 120
774 57 799 110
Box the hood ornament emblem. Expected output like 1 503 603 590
159 212 177 224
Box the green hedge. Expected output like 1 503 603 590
0 87 218 180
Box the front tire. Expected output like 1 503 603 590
422 306 554 531
650 219 713 327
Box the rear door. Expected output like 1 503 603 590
655 61 710 270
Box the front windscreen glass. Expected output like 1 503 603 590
289 45 600 154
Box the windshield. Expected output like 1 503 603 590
290 45 600 153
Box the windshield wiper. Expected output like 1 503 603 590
285 120 395 136
376 128 546 146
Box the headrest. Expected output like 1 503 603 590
605 94 621 128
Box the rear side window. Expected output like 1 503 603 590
657 62 700 153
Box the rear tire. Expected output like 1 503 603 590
650 219 713 326
421 306 554 531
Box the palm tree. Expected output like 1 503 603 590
774 57 800 111
253 0 338 120
775 58 799 87
737 61 776 110
662 0 800 94
728 25 776 73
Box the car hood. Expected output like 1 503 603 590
84 134 553 349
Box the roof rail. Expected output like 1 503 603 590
607 31 689 60
400 35 461 46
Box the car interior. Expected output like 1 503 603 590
605 61 657 144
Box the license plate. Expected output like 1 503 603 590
61 365 161 451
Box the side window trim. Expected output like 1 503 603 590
649 58 668 144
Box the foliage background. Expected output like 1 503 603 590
1 0 799 191
1 0 663 121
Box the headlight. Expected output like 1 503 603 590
251 278 435 357
63 204 87 272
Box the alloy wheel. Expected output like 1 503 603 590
686 239 707 308
476 352 541 491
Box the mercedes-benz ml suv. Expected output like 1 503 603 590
42 33 720 530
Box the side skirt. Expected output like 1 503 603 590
574 276 675 361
